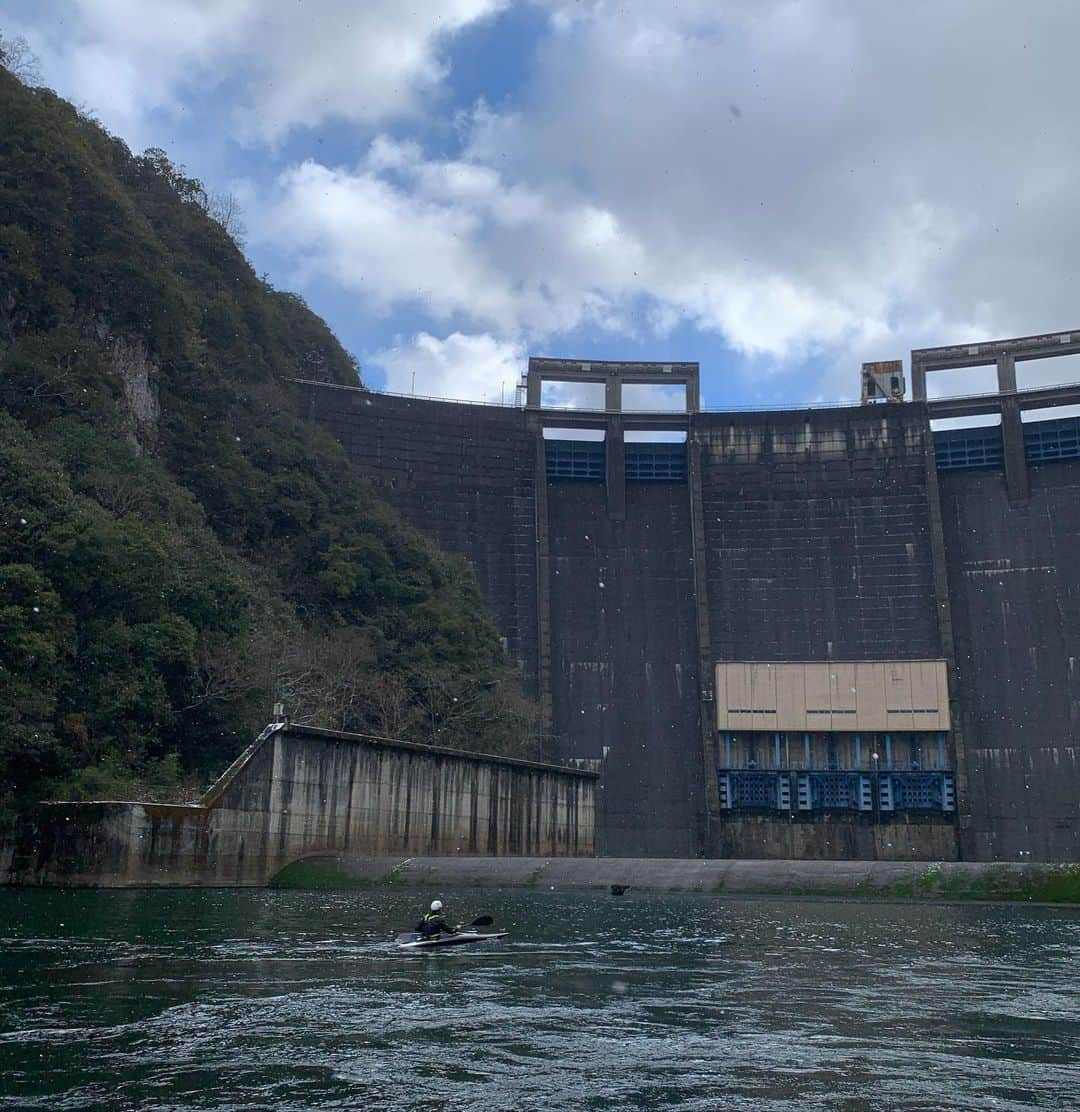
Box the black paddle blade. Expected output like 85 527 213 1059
469 915 493 927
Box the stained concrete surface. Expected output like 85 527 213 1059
1 725 596 887
301 380 1080 863
301 854 1079 901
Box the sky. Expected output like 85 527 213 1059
8 1 1080 414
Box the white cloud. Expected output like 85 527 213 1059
256 140 648 340
465 0 1080 395
255 128 947 386
256 0 1080 402
16 0 504 143
18 0 1080 406
372 331 524 404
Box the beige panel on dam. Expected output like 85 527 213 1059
716 661 950 731
803 664 833 731
751 663 778 731
775 665 807 731
830 663 857 731
885 663 914 731
855 663 888 731
722 663 753 730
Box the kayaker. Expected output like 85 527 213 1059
416 899 456 938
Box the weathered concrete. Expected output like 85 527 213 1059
546 481 703 857
298 364 1080 863
282 854 1080 902
1 724 596 887
710 814 958 861
940 463 1080 861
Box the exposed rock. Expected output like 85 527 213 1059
110 334 160 453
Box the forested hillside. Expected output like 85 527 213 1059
0 61 534 822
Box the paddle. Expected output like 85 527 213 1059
468 915 493 928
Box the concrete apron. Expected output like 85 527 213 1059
294 855 1080 901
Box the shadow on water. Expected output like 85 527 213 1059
0 887 1077 1110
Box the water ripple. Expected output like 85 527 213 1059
0 888 1077 1110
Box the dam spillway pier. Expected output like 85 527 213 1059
300 333 1080 864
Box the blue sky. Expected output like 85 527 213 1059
8 2 1080 411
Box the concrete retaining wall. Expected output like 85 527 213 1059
1 724 596 887
279 854 1080 902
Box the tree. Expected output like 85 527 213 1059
206 190 247 247
0 32 41 86
137 147 207 206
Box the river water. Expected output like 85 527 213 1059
0 888 1077 1111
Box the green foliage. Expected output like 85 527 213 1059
0 66 536 821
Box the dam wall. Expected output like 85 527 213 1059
546 481 703 857
940 462 1080 861
296 355 1080 863
698 407 940 662
2 724 596 887
697 406 955 858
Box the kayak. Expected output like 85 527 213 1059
396 930 507 950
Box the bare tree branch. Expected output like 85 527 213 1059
0 32 42 85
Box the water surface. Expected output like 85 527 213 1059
1 888 1077 1110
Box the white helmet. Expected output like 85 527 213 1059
430 899 443 912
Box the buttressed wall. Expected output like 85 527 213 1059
298 341 1080 863
3 724 596 887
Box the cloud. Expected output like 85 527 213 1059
14 0 505 144
464 0 1080 392
371 331 524 403
18 0 1080 406
257 0 1080 394
255 126 949 390
256 139 648 340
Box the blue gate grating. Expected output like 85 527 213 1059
1023 415 1080 463
933 426 1003 470
718 769 955 814
625 443 687 480
935 415 1080 471
546 440 605 480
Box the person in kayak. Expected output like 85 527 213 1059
416 899 456 938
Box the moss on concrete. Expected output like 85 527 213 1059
268 856 412 888
859 863 1080 903
268 858 370 889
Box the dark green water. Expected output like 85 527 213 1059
0 889 1077 1111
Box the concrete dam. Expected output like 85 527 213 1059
300 330 1080 863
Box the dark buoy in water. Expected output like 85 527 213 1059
610 884 628 896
